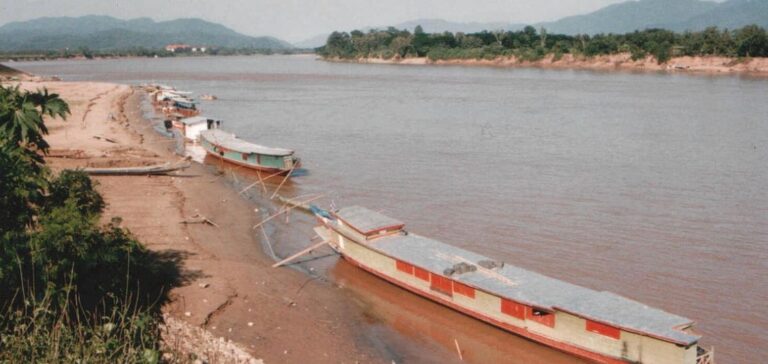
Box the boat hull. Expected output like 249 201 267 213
204 149 294 176
338 251 627 364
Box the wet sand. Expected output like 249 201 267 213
15 79 597 363
24 80 382 363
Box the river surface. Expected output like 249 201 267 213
12 55 768 363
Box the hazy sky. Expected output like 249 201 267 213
1 0 630 42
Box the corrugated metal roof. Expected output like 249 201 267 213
200 129 294 157
337 206 700 346
335 206 405 235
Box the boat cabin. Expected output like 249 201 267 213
321 206 707 364
199 129 299 174
176 116 211 141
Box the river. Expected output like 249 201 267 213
12 55 768 363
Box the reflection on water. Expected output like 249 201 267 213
331 260 590 364
13 55 768 363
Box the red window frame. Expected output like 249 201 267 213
414 266 430 282
586 320 620 339
527 308 555 328
501 299 527 320
395 260 414 274
453 281 475 298
430 274 453 296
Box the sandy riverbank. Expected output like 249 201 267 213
17 80 385 363
326 53 768 76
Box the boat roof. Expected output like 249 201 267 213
200 129 294 156
334 206 405 235
335 206 700 346
180 116 209 126
171 96 195 103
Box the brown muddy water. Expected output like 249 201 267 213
12 55 768 363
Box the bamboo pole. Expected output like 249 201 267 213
454 338 463 361
260 226 277 260
278 193 321 211
255 170 267 195
238 170 284 195
251 194 326 230
272 240 330 268
270 164 297 199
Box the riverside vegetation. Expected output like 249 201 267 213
319 24 768 64
0 85 180 362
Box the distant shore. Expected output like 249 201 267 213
324 53 768 76
0 50 313 63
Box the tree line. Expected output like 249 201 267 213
0 46 308 61
319 25 768 63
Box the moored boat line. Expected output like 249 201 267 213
143 83 302 177
141 82 712 363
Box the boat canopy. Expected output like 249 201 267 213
335 206 701 346
334 206 405 236
200 129 294 157
180 116 209 126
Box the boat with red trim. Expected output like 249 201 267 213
310 205 713 364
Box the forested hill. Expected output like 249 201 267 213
298 0 768 48
0 16 292 51
320 25 768 63
538 0 768 35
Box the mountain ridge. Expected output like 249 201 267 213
298 0 768 48
0 15 293 51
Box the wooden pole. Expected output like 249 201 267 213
454 338 463 361
272 240 330 268
260 226 277 260
252 194 326 230
270 164 297 200
238 170 284 195
255 170 267 195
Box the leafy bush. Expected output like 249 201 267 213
0 85 179 362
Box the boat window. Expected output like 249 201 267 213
242 153 248 161
414 266 430 282
453 281 475 298
501 299 526 320
395 260 414 275
586 320 620 339
527 308 556 328
430 274 453 297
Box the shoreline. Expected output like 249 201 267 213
18 80 384 363
324 53 768 76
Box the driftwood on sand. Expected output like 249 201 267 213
180 214 219 227
93 135 118 143
82 161 190 176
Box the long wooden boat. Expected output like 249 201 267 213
311 206 714 364
82 161 190 176
199 129 299 176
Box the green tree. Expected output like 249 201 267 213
735 25 768 57
0 85 70 154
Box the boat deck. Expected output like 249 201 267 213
200 129 294 156
334 206 701 346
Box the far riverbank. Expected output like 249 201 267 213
324 53 768 76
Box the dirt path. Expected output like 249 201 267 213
25 81 383 363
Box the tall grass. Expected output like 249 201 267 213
0 283 163 363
